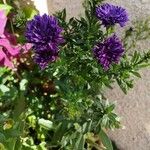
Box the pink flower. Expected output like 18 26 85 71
0 10 7 37
0 10 32 69
0 38 20 68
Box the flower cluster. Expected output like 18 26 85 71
26 14 64 69
0 10 19 69
93 35 124 70
0 10 31 69
24 4 128 71
93 3 128 70
96 3 128 27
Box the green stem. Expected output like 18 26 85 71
13 93 25 121
11 93 26 150
10 21 15 34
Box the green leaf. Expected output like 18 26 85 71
0 133 6 142
19 79 28 91
5 129 21 138
0 4 12 15
23 6 38 20
106 104 115 113
98 129 113 150
0 84 10 93
82 120 92 133
38 142 47 150
131 71 141 78
38 119 53 130
61 9 66 21
0 143 6 150
116 79 127 94
3 119 14 130
52 121 70 142
137 63 150 69
72 132 85 150
107 26 115 35
0 115 5 123
131 51 140 64
101 115 109 127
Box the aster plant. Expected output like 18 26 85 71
0 0 150 150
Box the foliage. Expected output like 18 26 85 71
0 0 150 149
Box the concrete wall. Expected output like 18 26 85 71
23 0 150 149
105 1 150 150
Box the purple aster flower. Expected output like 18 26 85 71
96 3 128 27
34 50 58 70
93 35 124 70
25 14 64 69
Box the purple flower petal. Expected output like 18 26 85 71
0 10 7 36
96 3 129 27
25 14 64 69
93 35 124 70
